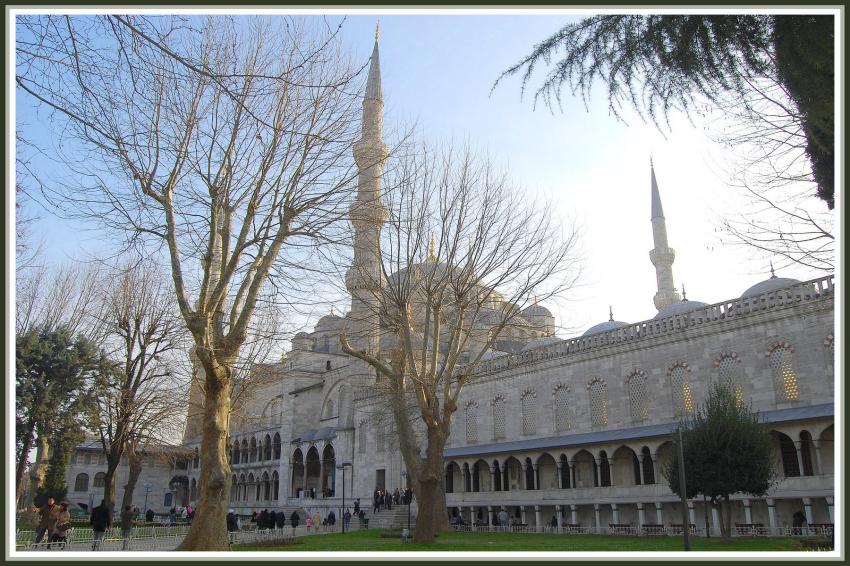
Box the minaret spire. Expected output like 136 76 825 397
345 30 389 356
649 160 681 311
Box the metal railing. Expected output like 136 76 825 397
449 524 834 538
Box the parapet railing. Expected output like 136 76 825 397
475 275 834 376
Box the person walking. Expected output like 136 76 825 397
312 512 321 532
498 509 508 530
353 498 360 516
343 509 351 531
276 510 285 530
385 491 392 511
226 510 238 533
49 502 71 549
327 510 336 529
305 514 313 533
259 509 268 530
120 505 135 550
393 488 400 505
268 510 277 529
90 499 112 551
33 496 59 544
168 507 176 525
290 511 300 532
145 508 155 523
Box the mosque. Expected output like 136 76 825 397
66 32 835 534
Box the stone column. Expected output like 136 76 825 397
470 506 476 528
569 460 576 488
611 503 619 524
555 505 563 528
302 456 308 496
766 498 777 530
825 497 833 523
318 454 325 497
594 458 601 487
608 461 615 487
535 505 542 532
813 441 824 475
711 506 721 537
490 468 496 492
570 504 578 526
487 505 493 527
637 454 646 485
655 502 663 525
650 455 658 484
803 497 814 524
593 503 601 531
795 441 806 476
532 465 539 490
742 499 752 524
556 461 563 489
688 501 696 526
520 505 526 525
637 503 646 528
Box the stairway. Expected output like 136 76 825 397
361 506 416 530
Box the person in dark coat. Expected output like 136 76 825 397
327 510 336 527
290 511 300 531
268 510 277 529
385 491 392 511
145 508 155 523
275 511 285 529
90 499 112 551
353 499 360 516
226 510 238 532
259 509 269 530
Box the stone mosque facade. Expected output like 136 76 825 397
67 34 836 532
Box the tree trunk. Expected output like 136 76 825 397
15 419 36 508
412 475 441 543
23 435 49 510
121 450 143 510
718 496 731 541
176 361 232 551
102 454 121 513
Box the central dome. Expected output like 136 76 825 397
582 320 628 336
654 299 709 319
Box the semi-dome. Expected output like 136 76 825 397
315 314 343 332
582 320 628 336
741 277 802 299
654 299 709 319
521 336 562 351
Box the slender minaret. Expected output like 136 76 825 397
345 26 388 354
649 158 681 311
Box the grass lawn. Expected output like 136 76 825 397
233 528 807 552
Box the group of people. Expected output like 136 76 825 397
32 497 71 548
372 488 412 513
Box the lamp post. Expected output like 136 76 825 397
336 462 352 533
401 471 411 531
143 483 153 517
676 427 691 551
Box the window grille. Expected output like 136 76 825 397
521 390 537 435
770 345 799 401
553 385 571 432
670 364 694 417
588 379 608 426
492 396 506 440
628 371 648 423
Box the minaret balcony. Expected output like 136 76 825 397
353 140 389 168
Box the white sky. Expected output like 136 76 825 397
14 10 839 339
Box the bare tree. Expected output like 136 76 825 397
17 15 364 550
340 143 581 542
702 75 834 272
91 262 185 513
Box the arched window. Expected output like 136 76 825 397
84 452 92 465
97 453 106 466
238 474 246 501
322 393 338 419
233 440 240 464
74 473 89 492
249 438 258 462
553 385 571 433
193 447 200 468
641 446 655 484
800 431 815 476
588 379 608 427
775 432 800 477
520 389 537 435
263 435 272 461
273 433 281 460
627 370 648 423
492 395 506 441
716 353 745 405
93 472 106 488
240 439 248 464
247 473 256 501
465 401 479 443
272 471 280 500
769 343 799 402
599 451 611 487
669 363 694 417
164 493 173 507
230 476 237 501
262 472 271 500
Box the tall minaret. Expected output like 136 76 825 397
345 26 388 354
649 158 681 311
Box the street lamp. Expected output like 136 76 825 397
401 471 411 531
143 483 153 518
336 462 352 533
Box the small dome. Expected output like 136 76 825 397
294 331 310 338
480 350 509 361
582 320 628 336
521 303 553 318
521 336 562 351
654 299 710 319
741 277 802 299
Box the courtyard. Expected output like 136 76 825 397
232 528 815 552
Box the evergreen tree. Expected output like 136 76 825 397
16 326 101 506
663 383 777 539
496 15 834 209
